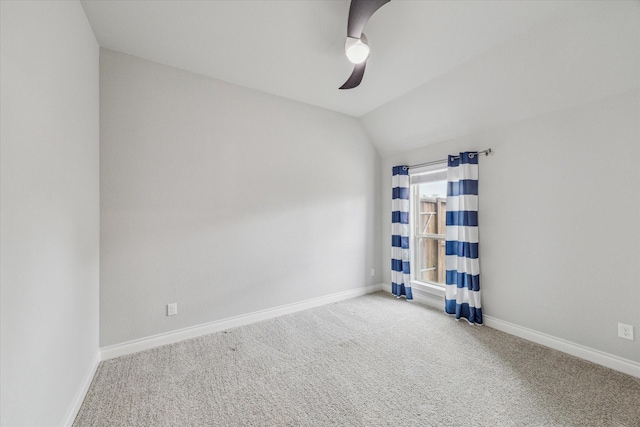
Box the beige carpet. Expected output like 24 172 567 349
74 292 640 426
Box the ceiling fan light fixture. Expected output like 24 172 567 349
340 0 390 89
345 36 370 64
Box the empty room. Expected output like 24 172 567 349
1 0 639 426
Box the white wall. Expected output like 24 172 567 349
99 49 381 347
382 88 640 364
0 1 100 426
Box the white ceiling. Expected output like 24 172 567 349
80 0 638 155
362 1 640 155
81 0 575 117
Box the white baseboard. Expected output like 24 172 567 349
380 282 445 311
484 315 640 379
62 351 100 427
381 287 640 379
410 286 445 311
101 284 383 360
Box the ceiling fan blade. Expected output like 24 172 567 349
339 61 367 90
347 0 390 39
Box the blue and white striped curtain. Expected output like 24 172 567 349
445 152 482 324
391 166 412 300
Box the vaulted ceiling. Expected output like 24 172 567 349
81 1 638 156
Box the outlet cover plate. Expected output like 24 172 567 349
167 303 178 316
618 323 634 340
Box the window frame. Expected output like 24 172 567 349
409 164 448 296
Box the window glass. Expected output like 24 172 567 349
410 169 447 285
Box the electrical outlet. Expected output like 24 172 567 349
370 268 375 277
167 303 178 316
618 323 634 340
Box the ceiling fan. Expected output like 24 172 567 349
339 0 390 90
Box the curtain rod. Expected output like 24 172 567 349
403 148 492 170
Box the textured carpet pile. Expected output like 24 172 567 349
74 292 640 426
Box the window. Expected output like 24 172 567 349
410 167 448 286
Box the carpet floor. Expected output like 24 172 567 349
74 292 640 426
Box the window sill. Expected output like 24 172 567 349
411 280 445 296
